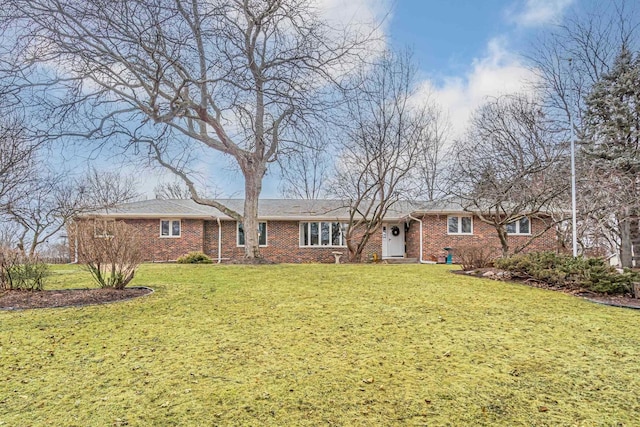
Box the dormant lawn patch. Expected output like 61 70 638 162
1 264 639 425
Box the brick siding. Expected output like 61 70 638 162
124 218 205 262
70 214 557 264
405 214 557 262
70 218 205 262
204 220 381 263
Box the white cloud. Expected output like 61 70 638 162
316 0 391 31
414 38 538 140
315 0 391 64
508 0 574 27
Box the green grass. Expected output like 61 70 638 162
1 264 640 426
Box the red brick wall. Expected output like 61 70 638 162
203 220 382 263
70 218 206 262
406 214 557 262
124 218 205 262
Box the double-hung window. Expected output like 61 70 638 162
237 222 267 246
94 219 115 238
447 216 473 234
300 222 347 247
160 219 181 237
506 217 530 235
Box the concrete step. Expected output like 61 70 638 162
383 257 418 264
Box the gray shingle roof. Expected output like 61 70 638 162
82 198 469 220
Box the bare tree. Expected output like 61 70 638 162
448 94 569 257
76 220 143 289
278 130 332 199
79 167 140 210
7 0 377 260
0 113 37 210
330 49 431 262
528 0 639 128
574 165 635 259
0 108 49 255
154 178 222 200
5 174 82 257
4 167 140 256
0 219 19 249
154 180 192 200
413 104 451 201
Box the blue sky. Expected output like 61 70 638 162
389 0 516 78
383 0 576 134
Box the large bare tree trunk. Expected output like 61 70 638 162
619 211 633 268
497 228 510 258
345 222 379 263
241 161 266 260
346 238 362 263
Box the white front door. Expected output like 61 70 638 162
382 223 405 258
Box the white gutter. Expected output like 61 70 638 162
216 217 222 264
408 213 435 264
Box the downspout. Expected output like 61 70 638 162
408 213 434 264
72 221 79 264
216 217 222 264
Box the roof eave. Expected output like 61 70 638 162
77 213 410 221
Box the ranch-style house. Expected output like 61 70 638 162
70 198 558 263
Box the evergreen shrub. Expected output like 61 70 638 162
495 251 638 295
177 252 213 264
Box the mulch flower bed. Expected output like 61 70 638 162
0 287 153 311
454 269 640 310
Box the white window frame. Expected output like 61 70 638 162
160 219 181 238
94 219 116 238
506 217 531 235
299 221 348 247
447 215 473 235
237 221 268 247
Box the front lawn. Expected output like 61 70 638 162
1 264 639 426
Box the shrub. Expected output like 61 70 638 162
495 251 638 295
454 245 499 270
0 248 48 291
76 221 143 289
177 252 212 264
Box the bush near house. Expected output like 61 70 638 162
455 244 499 270
495 251 639 295
176 251 213 264
0 248 48 291
76 221 143 289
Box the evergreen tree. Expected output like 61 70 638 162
581 46 640 267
